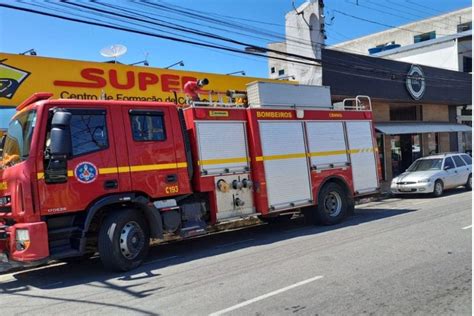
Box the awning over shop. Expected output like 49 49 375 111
375 122 472 135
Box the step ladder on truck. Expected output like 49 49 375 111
0 81 380 272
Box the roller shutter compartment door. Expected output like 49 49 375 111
259 121 312 210
306 121 349 169
346 121 379 194
196 122 249 175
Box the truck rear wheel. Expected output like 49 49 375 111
98 208 150 272
305 182 348 225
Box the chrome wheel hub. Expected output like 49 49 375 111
324 191 342 217
119 221 145 260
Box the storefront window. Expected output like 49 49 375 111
389 104 421 121
426 132 438 155
376 133 385 180
412 134 421 161
391 134 422 176
391 136 401 176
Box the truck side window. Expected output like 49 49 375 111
70 111 108 157
130 112 166 141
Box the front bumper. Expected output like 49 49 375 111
0 221 49 272
391 182 435 194
0 252 47 272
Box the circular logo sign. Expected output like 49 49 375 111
74 162 98 184
406 65 426 100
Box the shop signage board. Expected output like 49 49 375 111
0 52 275 107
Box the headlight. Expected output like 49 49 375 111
391 178 398 184
418 178 431 183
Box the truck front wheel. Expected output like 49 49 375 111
305 182 348 225
98 209 150 272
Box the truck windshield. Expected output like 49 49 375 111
407 158 442 172
1 110 36 168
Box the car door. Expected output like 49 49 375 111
452 155 469 186
442 157 457 188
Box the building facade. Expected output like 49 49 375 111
332 7 472 61
333 7 472 154
267 0 324 84
323 49 472 181
266 2 472 181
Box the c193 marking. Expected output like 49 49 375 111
165 185 179 194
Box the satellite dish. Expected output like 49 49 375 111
100 44 127 61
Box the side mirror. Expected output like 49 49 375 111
45 110 72 184
444 165 452 171
0 135 5 156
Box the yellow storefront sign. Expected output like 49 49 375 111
0 52 276 107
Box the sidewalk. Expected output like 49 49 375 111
356 181 392 205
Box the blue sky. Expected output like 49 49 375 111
0 0 471 78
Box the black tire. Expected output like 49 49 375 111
432 180 444 197
305 182 348 225
466 174 472 191
98 209 150 272
259 214 293 224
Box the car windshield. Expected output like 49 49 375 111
1 110 36 168
407 158 442 172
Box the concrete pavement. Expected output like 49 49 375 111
0 189 471 315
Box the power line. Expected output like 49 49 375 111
60 0 322 64
347 0 454 32
333 9 449 35
366 0 462 30
4 1 470 87
133 0 326 53
91 0 321 56
0 2 321 67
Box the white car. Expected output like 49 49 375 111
391 153 472 197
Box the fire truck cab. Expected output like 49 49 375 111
0 82 380 272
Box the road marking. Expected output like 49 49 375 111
209 275 324 316
462 225 472 230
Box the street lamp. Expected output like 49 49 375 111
226 70 246 76
19 49 37 56
164 60 184 69
129 60 149 66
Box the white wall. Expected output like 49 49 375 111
266 0 324 85
332 7 472 55
285 1 323 85
383 40 459 71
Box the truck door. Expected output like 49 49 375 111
38 107 120 214
345 121 379 195
121 106 183 198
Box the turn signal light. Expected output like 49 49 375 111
15 229 30 251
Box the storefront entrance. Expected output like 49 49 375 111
390 134 421 176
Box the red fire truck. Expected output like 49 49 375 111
0 82 380 272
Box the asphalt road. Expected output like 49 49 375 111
0 189 472 315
